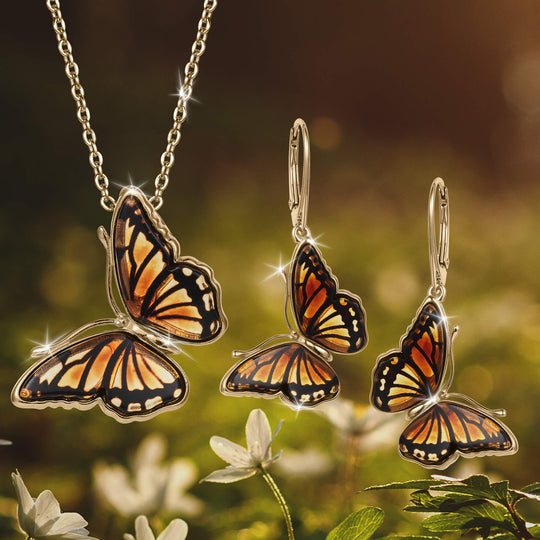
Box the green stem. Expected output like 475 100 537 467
507 502 533 540
260 468 295 540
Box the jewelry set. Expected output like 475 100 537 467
11 0 518 469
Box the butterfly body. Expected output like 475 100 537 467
12 187 226 422
371 298 517 468
222 241 367 408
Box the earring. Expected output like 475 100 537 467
221 118 368 409
370 178 518 468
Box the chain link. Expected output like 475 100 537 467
45 0 218 211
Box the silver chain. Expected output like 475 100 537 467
45 0 218 211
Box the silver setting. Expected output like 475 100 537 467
221 118 367 407
107 187 227 345
12 186 228 422
428 177 450 301
289 118 311 243
371 179 518 468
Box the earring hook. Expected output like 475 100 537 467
288 118 311 242
428 177 450 300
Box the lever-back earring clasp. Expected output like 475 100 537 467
288 118 311 242
428 177 450 300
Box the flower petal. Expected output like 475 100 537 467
166 493 203 517
210 436 252 467
33 489 62 533
265 419 283 463
11 471 36 534
163 459 202 516
156 518 188 540
246 409 272 464
93 462 143 517
201 467 257 483
132 434 166 471
123 535 136 540
46 532 95 540
46 511 89 534
134 515 156 540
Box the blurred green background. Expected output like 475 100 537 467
2 1 540 538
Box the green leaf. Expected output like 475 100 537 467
421 501 516 535
375 536 439 540
365 479 445 492
430 483 494 500
488 530 540 540
521 482 540 495
463 475 492 490
373 475 509 505
422 512 473 532
406 490 486 513
326 507 384 540
510 488 540 504
490 481 510 503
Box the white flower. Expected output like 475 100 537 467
202 409 282 484
11 471 98 540
275 448 333 478
93 433 202 518
123 515 188 540
317 398 404 452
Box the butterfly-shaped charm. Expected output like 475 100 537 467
370 298 517 468
12 187 226 422
221 241 367 408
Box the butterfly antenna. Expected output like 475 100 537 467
282 284 297 335
97 226 123 318
444 392 507 418
232 333 293 358
30 318 117 358
441 325 459 392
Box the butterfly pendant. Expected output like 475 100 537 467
370 298 517 468
221 241 367 409
12 187 227 422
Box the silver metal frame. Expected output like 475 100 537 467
289 118 311 242
12 186 228 422
221 118 367 408
428 177 450 301
105 186 228 345
371 178 518 468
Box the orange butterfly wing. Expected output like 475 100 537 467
291 242 367 353
12 331 188 421
371 300 446 412
399 401 517 468
222 342 339 407
114 191 224 342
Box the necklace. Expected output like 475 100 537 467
11 0 227 422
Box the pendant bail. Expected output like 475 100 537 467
288 118 311 242
428 177 450 300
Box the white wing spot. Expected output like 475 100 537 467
145 396 163 410
203 292 214 311
39 363 62 384
182 267 193 276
